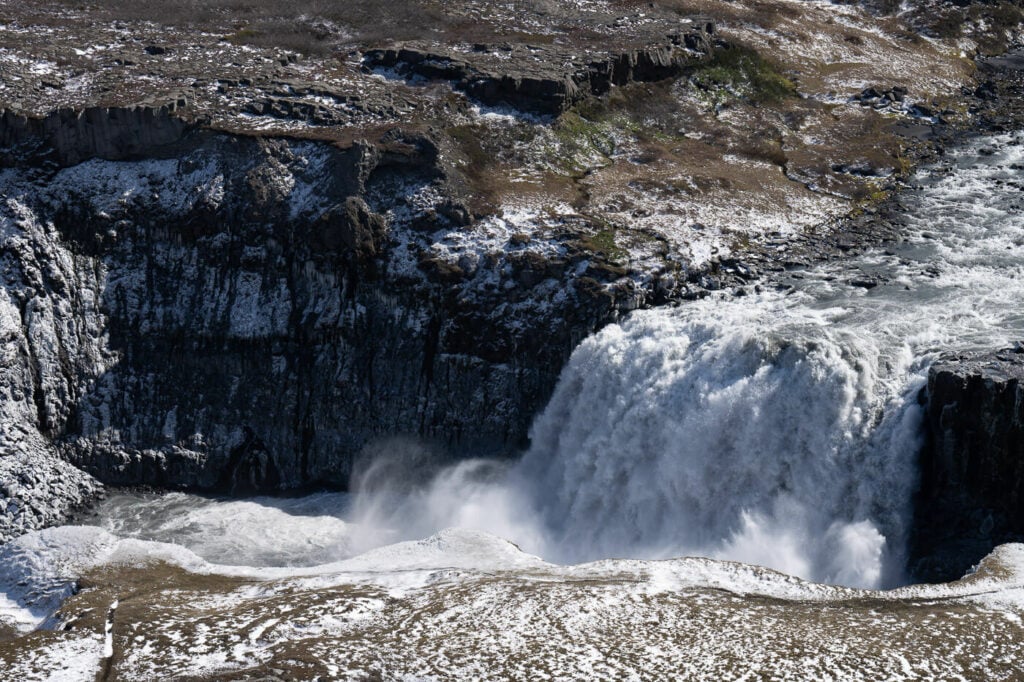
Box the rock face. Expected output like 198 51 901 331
0 0 996 548
363 22 716 116
0 106 646 540
0 104 189 166
0 179 108 543
911 350 1024 582
0 7 721 544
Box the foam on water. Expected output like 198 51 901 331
7 134 1024 630
93 491 354 567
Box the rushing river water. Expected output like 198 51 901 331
67 132 1024 593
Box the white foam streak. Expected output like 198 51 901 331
95 491 354 567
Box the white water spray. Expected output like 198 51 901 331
514 307 918 587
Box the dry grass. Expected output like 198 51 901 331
52 0 455 53
901 0 1023 53
48 0 601 53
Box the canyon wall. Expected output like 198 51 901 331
913 351 1024 581
0 107 646 540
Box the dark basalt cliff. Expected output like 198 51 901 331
0 0 1019 556
0 102 655 541
0 5 734 543
363 21 716 116
0 103 189 166
912 350 1024 582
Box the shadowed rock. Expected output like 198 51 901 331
912 349 1024 582
362 23 715 116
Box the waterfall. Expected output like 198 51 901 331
341 292 927 588
346 133 1024 588
513 299 923 588
76 133 1024 590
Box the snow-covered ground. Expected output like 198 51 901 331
1 523 1022 680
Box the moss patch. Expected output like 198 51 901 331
579 227 628 263
689 44 798 105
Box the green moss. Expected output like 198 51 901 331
548 112 615 175
554 113 614 152
848 179 889 210
556 112 595 137
689 45 797 105
580 227 627 263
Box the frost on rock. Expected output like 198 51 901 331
0 124 644 540
0 199 105 543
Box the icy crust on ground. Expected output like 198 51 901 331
0 634 104 682
0 527 547 634
3 526 1024 631
727 0 969 98
1 527 1024 680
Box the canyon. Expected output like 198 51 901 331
2 0 1024 679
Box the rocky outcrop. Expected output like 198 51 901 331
0 191 107 543
0 102 190 166
0 448 100 545
911 350 1024 582
363 22 716 116
0 12 719 543
0 107 646 541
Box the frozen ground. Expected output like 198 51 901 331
0 524 1022 680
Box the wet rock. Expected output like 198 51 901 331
908 104 935 120
911 350 1024 582
975 80 998 101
